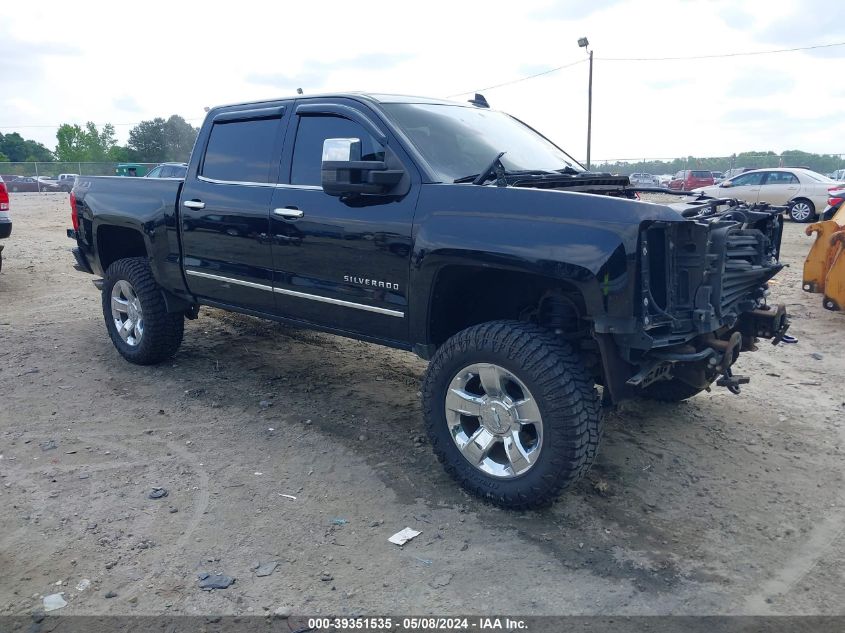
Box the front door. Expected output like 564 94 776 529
268 102 417 343
180 105 289 313
725 171 765 204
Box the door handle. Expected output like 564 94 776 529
183 200 205 210
273 207 304 219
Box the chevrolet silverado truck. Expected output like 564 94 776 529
68 93 789 509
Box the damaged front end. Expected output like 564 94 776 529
612 198 790 399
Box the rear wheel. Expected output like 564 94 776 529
788 199 815 223
422 320 602 510
102 257 184 365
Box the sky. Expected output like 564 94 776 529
2 0 844 164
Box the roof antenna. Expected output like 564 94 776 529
468 93 489 108
297 88 304 95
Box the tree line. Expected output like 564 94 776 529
0 115 199 165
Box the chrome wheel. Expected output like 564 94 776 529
110 280 144 347
790 201 813 222
445 363 543 478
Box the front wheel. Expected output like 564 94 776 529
788 199 815 223
102 257 184 365
422 321 602 510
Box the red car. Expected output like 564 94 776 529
668 170 715 191
0 177 11 271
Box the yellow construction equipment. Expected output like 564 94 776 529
803 204 845 311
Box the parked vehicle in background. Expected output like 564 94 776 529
628 172 660 187
5 176 42 192
823 186 845 221
828 169 845 181
68 91 791 509
116 163 149 177
37 176 62 191
668 170 714 190
711 171 724 183
145 163 188 178
657 174 672 187
0 177 11 271
55 174 79 192
693 168 845 222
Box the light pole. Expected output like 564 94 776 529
578 37 593 171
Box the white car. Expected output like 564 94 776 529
628 172 660 187
692 168 845 223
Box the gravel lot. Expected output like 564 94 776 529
1 192 844 617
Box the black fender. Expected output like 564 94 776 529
408 185 684 346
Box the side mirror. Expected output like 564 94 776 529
721 181 732 188
321 138 403 197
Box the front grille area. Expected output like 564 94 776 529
640 211 783 341
709 227 778 322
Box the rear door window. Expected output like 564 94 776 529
763 172 799 185
202 117 281 183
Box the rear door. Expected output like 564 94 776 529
180 104 290 314
759 171 799 205
268 99 417 343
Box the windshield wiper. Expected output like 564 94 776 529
454 151 507 185
555 166 582 175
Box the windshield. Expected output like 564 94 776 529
382 103 583 182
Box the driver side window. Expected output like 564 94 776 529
290 115 384 186
731 172 764 186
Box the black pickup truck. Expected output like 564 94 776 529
68 93 789 509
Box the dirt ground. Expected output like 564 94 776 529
1 192 844 617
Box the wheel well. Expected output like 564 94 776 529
97 226 147 272
428 266 588 346
790 197 814 207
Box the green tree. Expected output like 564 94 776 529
55 122 118 162
0 151 8 162
128 118 166 162
128 115 199 162
0 132 54 162
163 115 198 162
55 124 88 161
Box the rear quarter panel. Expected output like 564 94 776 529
74 176 189 296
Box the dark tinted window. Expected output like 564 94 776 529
202 118 280 183
290 115 384 186
691 170 711 178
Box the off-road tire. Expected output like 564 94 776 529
788 198 815 223
102 257 184 365
422 320 602 510
641 378 704 402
